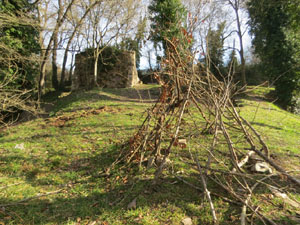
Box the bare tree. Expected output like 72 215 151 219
37 0 76 102
67 32 84 84
85 0 141 85
59 0 103 89
182 0 248 86
224 0 248 86
51 0 65 90
182 0 228 61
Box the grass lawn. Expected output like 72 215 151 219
0 84 299 225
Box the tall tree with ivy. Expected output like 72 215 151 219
227 48 239 78
148 0 187 56
206 22 226 80
0 0 40 90
247 0 300 109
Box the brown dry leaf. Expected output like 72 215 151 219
173 139 178 147
230 215 238 221
122 177 128 184
92 202 99 207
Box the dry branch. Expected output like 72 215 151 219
195 156 218 224
0 189 63 207
112 27 297 224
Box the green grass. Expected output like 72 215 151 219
0 85 299 224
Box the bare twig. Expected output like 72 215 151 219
0 189 64 207
113 26 295 224
0 182 24 190
195 156 218 224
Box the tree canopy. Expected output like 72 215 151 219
148 0 187 54
247 0 300 108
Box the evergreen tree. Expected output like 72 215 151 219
247 0 300 108
227 49 239 77
148 0 187 55
206 22 226 80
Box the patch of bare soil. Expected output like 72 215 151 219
47 106 114 128
101 86 161 103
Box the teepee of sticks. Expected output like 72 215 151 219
114 31 300 224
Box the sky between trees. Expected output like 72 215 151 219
43 0 252 70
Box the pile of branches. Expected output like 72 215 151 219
0 13 39 128
114 32 300 224
0 72 37 128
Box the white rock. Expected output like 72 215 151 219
181 217 193 225
15 143 25 150
251 162 273 174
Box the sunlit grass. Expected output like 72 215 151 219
0 85 299 224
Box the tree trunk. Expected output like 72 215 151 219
94 53 99 86
147 50 153 71
38 59 48 102
52 33 59 90
38 0 76 101
68 51 75 84
240 49 246 87
233 0 247 87
60 1 100 89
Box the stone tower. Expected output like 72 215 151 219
72 50 140 90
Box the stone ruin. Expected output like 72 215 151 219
72 50 140 90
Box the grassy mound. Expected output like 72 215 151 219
0 85 299 224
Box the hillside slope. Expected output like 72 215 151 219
0 85 299 225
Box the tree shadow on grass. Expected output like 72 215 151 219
1 135 299 224
1 165 300 225
6 86 159 127
44 87 160 115
0 175 234 224
0 140 232 225
250 121 283 130
0 174 203 224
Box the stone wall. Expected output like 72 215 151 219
72 50 140 90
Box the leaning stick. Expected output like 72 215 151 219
241 175 276 225
154 60 196 180
232 150 256 172
0 189 63 207
195 156 218 224
240 116 270 158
